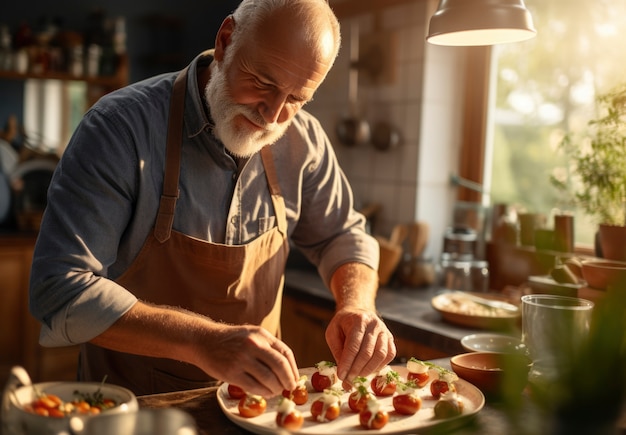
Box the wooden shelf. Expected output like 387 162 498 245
0 54 128 91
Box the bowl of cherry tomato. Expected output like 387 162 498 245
2 366 138 435
450 352 531 399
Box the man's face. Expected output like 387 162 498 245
205 14 335 158
205 53 292 158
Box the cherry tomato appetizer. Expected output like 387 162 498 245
393 391 422 415
359 399 389 430
311 361 338 392
370 367 399 397
310 389 341 422
406 358 432 388
276 398 304 431
282 375 309 405
434 391 464 419
348 378 373 413
430 379 456 399
227 384 246 400
238 394 267 418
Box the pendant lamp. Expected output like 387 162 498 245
427 0 536 46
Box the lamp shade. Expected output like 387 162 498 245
427 0 536 46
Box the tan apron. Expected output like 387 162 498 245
79 65 290 396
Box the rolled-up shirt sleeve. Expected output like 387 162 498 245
285 115 379 287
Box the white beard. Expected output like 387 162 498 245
204 61 290 158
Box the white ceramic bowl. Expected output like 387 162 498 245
461 333 526 355
2 367 138 435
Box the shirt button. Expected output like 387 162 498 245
231 216 237 225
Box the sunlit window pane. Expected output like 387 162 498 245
487 0 626 247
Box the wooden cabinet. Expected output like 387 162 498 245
0 235 79 387
281 294 335 368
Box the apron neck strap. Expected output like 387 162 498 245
154 66 187 243
154 64 288 241
260 146 288 236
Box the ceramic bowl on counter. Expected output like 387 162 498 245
461 333 526 355
2 366 138 435
450 352 532 399
581 259 626 290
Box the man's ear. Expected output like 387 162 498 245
214 15 235 62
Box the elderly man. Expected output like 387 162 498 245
30 0 396 396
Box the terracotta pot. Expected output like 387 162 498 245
598 224 626 261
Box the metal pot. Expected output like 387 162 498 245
336 117 370 147
371 121 401 151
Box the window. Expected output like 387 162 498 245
485 0 626 247
23 79 86 155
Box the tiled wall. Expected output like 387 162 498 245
307 0 466 260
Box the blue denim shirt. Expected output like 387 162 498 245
30 52 379 346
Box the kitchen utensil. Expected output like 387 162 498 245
370 120 401 151
376 224 407 286
2 366 138 435
446 291 518 312
336 22 370 147
408 221 429 258
376 239 402 286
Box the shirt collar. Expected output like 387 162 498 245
184 50 216 139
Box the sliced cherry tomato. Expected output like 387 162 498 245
393 393 422 415
228 384 246 400
359 409 389 429
282 384 308 405
407 371 430 388
370 374 397 397
276 408 304 431
238 394 267 418
430 379 455 399
310 398 340 422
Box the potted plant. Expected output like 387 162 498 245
551 83 626 260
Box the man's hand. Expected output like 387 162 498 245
325 262 396 385
199 324 300 398
325 307 396 384
91 302 299 398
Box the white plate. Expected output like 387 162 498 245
461 333 527 354
431 292 520 330
217 365 484 435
